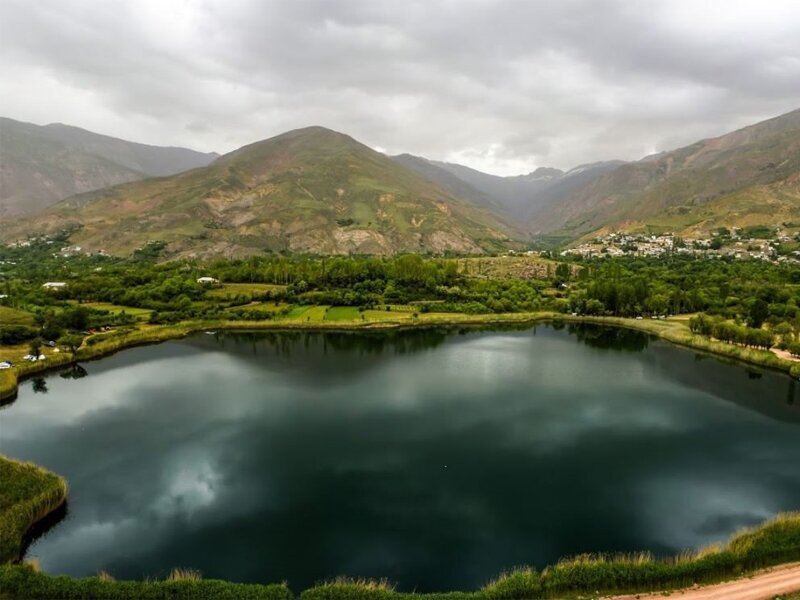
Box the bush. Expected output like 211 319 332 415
0 564 293 600
0 325 38 345
300 578 396 600
481 568 540 599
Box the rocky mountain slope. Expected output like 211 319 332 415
0 117 218 215
1 127 517 257
393 154 623 222
528 108 800 237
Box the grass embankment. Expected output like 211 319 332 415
0 309 560 400
1 513 799 599
560 314 798 374
0 457 67 564
2 309 799 402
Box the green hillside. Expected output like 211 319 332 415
2 127 518 257
529 108 800 238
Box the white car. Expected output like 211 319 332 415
0 361 12 369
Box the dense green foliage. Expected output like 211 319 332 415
567 257 800 320
4 240 800 369
689 313 775 349
4 239 800 323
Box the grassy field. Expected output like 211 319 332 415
323 306 361 321
458 255 556 279
0 457 68 564
83 302 153 321
0 513 798 599
0 305 35 326
206 282 287 300
225 301 289 314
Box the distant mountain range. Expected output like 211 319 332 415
1 126 516 257
525 108 800 239
2 108 799 255
0 117 218 216
392 154 624 222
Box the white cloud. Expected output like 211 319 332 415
1 0 798 175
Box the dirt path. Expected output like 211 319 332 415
771 347 800 363
609 562 800 600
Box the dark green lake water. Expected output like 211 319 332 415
1 324 799 592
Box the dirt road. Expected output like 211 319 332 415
610 562 800 600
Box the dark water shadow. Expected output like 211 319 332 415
566 323 652 351
18 501 69 562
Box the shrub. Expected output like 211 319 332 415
0 564 293 600
300 578 396 600
481 567 540 599
0 325 38 345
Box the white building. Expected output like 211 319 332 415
196 277 219 285
42 282 67 289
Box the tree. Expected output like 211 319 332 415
749 299 769 329
28 337 43 358
555 263 571 282
61 334 84 356
584 299 605 315
61 305 90 331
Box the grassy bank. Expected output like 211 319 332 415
0 457 68 564
2 309 799 402
0 369 17 403
558 314 798 374
1 513 799 599
0 310 557 400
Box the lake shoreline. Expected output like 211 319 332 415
2 513 799 599
0 457 68 564
3 318 800 598
1 310 796 402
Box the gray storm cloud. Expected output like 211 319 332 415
1 0 798 175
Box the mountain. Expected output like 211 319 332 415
1 127 517 257
390 154 502 212
393 154 623 221
529 108 800 237
0 117 218 216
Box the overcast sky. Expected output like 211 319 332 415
1 0 799 175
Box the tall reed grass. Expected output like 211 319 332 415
0 456 67 563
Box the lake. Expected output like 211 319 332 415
1 324 799 592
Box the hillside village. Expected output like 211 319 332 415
560 228 800 263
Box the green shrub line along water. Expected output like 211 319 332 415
1 512 799 598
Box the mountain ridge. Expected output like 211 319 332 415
4 108 800 253
0 117 218 216
1 126 518 257
529 108 800 237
